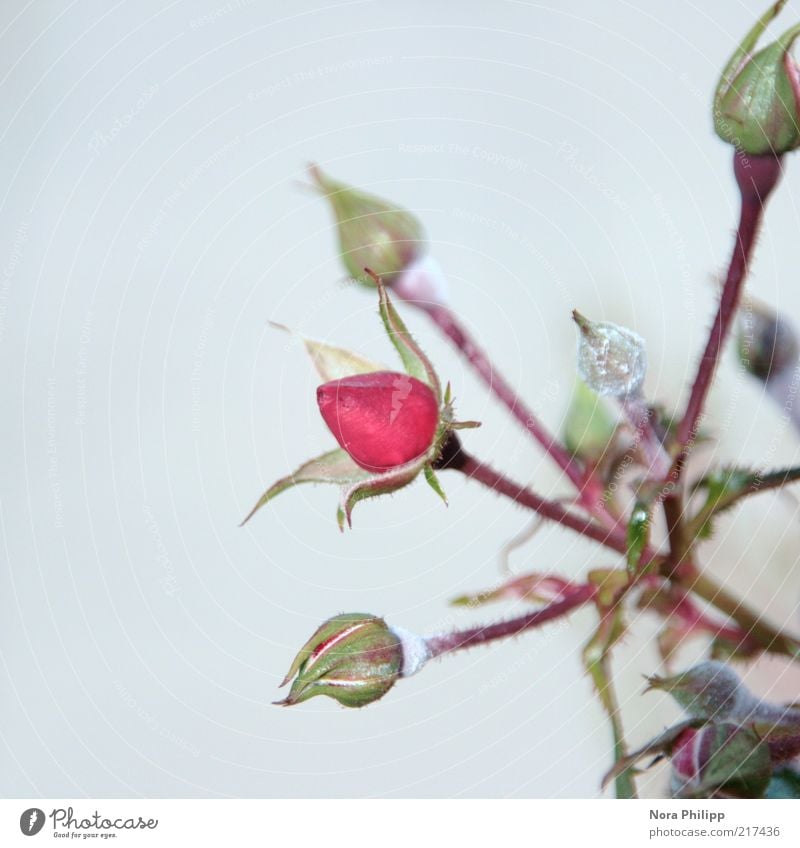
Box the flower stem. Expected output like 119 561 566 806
686 570 800 659
441 439 632 556
408 299 586 492
673 151 783 478
425 584 596 657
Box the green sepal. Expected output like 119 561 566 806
602 720 702 790
338 456 427 529
270 322 384 382
242 448 371 525
375 276 441 402
423 465 448 505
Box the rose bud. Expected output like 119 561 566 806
714 0 800 155
645 661 754 721
243 279 477 529
738 299 798 381
563 379 619 464
572 310 647 398
310 164 426 287
276 613 429 708
670 723 771 799
317 371 440 472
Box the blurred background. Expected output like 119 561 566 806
2 0 800 798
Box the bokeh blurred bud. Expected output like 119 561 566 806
670 723 771 799
573 310 647 398
277 613 403 708
738 300 798 381
311 164 426 286
714 1 800 155
317 371 440 472
563 380 618 462
646 660 750 720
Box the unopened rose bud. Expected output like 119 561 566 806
670 723 771 799
311 164 426 286
738 300 798 381
317 371 440 471
277 613 404 708
563 380 618 463
573 310 647 398
646 661 752 720
714 1 800 155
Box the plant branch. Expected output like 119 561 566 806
672 151 783 481
685 571 800 659
405 298 587 493
425 583 596 657
438 437 635 557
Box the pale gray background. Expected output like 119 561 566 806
2 0 800 798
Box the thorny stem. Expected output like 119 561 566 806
672 151 783 482
437 436 634 557
405 298 588 494
686 571 800 659
425 583 596 657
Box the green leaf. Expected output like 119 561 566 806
270 322 383 382
766 766 800 799
688 465 800 540
375 276 441 403
242 448 371 525
626 501 651 576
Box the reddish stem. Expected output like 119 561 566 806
410 299 586 492
673 151 783 477
447 444 631 557
425 584 596 657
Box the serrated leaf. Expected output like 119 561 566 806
451 573 578 608
688 465 800 541
374 276 441 403
242 448 371 525
270 322 383 382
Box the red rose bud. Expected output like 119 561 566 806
670 723 772 799
317 371 440 471
310 164 426 286
276 613 406 708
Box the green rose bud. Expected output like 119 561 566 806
645 660 751 720
310 164 427 286
714 1 800 155
276 613 407 708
